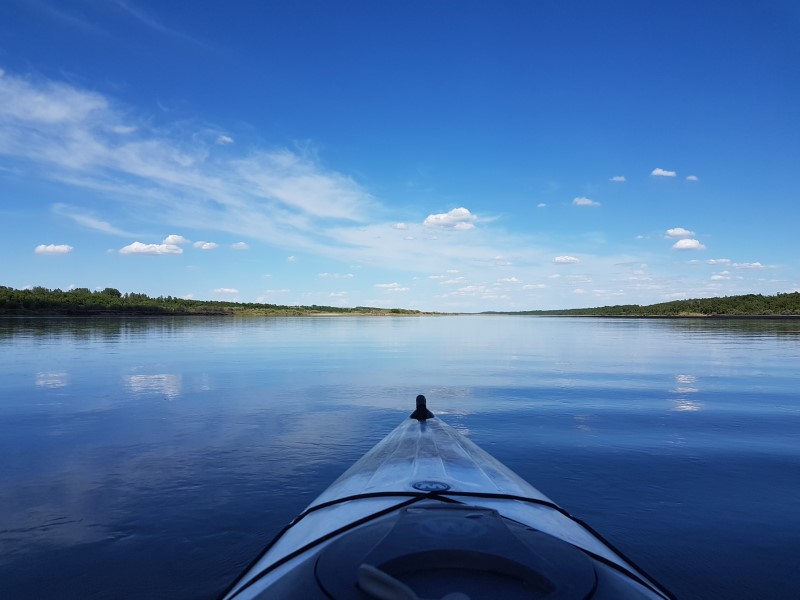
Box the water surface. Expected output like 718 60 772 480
1 316 798 599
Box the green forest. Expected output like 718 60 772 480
490 292 800 317
2 286 800 317
0 286 423 316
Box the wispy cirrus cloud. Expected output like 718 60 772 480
0 68 376 255
53 203 138 236
609 176 626 182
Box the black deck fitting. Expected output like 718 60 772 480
410 394 434 420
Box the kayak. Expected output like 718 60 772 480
221 395 674 599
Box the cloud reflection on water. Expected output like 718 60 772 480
126 374 182 399
671 374 702 412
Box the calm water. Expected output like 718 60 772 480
1 316 798 599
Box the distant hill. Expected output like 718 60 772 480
0 286 425 316
483 292 800 317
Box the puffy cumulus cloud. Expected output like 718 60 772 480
119 241 183 255
231 242 249 250
163 234 190 245
193 241 219 250
711 271 731 281
214 287 238 294
216 134 234 145
665 227 695 238
375 282 409 292
686 175 699 181
394 223 408 230
573 197 600 207
707 258 731 265
423 207 477 230
733 262 766 270
553 255 580 264
651 168 677 177
34 243 73 255
496 277 521 284
672 239 706 251
609 176 626 182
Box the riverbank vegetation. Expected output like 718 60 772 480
487 292 800 317
0 286 424 316
3 286 799 317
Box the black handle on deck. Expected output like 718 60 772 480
410 394 434 420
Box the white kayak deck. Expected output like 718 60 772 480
224 414 668 599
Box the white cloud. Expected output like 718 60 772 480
0 68 375 245
375 282 409 292
287 256 297 262
707 258 731 265
423 207 477 230
572 196 600 207
665 227 695 238
553 255 580 264
609 176 626 182
497 277 521 284
523 284 548 290
711 271 731 281
119 241 182 255
318 273 354 279
686 175 699 181
231 241 249 250
537 203 547 208
214 287 238 294
672 239 706 251
163 234 190 245
34 243 73 255
651 168 677 177
216 135 234 145
394 222 408 230
193 241 219 250
53 203 134 236
733 262 766 270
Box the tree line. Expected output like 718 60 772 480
0 286 422 316
490 292 800 317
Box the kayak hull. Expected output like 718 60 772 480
222 404 673 599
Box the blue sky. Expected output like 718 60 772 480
1 1 798 312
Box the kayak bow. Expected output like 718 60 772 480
222 395 674 600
